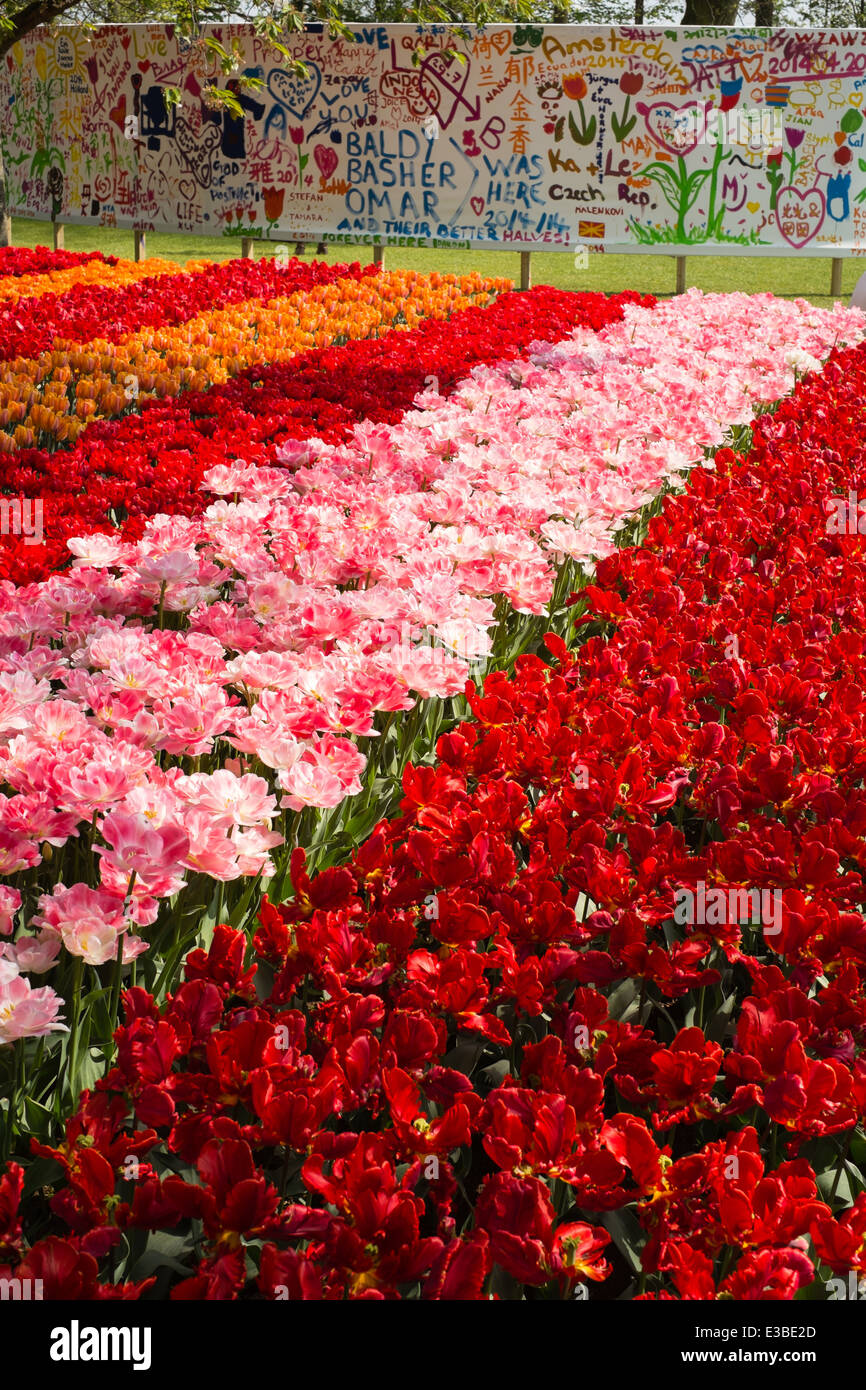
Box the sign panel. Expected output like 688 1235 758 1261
2 23 865 253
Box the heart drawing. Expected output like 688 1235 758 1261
313 143 338 179
737 53 766 84
775 184 825 249
267 65 321 121
109 94 126 132
636 99 704 156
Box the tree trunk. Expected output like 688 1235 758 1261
0 4 83 247
754 0 774 23
0 143 10 248
682 0 739 21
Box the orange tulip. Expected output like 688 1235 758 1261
0 256 181 305
562 73 588 100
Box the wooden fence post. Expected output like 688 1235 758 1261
519 251 531 290
372 243 385 268
240 237 255 259
134 230 146 262
675 255 687 295
831 257 844 299
52 221 64 251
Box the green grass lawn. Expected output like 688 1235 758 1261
10 216 864 308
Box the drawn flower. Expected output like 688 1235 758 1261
564 74 595 144
263 186 285 222
562 73 588 101
614 72 643 139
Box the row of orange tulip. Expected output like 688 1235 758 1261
0 255 182 303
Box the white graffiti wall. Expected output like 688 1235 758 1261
2 22 866 253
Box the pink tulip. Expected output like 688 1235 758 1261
0 972 67 1043
9 932 61 973
0 886 21 936
95 811 190 884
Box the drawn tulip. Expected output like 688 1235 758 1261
765 148 784 210
612 71 642 141
263 186 285 224
562 73 588 100
563 74 596 146
783 126 805 183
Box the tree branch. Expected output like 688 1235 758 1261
0 1 83 59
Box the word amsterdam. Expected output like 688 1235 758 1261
49 1321 152 1371
673 882 782 935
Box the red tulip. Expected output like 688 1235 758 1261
619 71 644 95
262 185 285 222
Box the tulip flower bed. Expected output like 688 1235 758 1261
0 260 509 452
0 255 182 313
4 326 866 1299
0 254 366 361
0 286 649 585
2 271 866 1302
0 246 117 281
